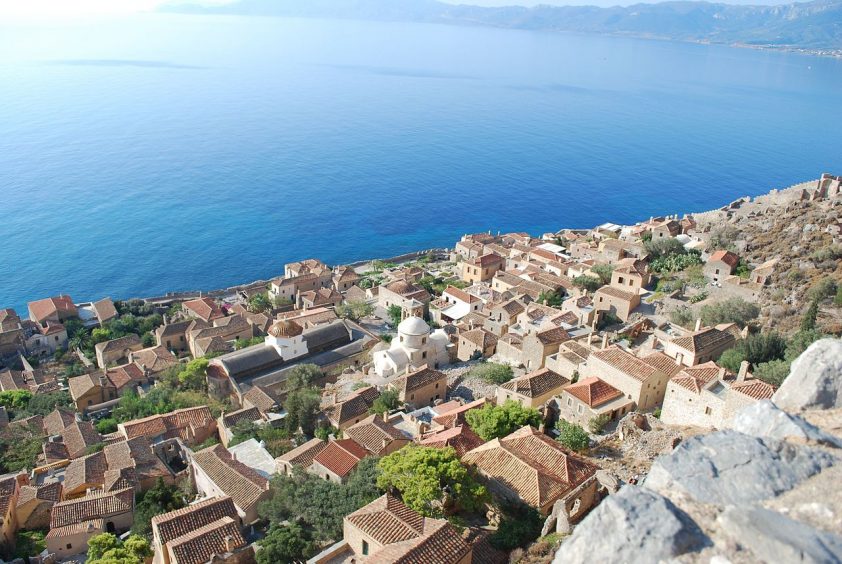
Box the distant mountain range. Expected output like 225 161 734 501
163 0 842 51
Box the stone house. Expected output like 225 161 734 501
546 340 593 380
457 328 498 361
0 473 21 555
155 320 194 354
191 444 269 524
418 425 485 458
650 219 681 239
611 258 650 291
95 333 143 369
285 258 331 279
660 361 775 429
584 347 680 411
750 258 779 286
151 496 249 564
217 407 266 447
554 377 634 428
275 438 327 476
521 327 571 371
377 280 431 318
388 365 447 410
181 297 224 323
462 426 599 517
704 250 739 283
431 286 484 325
484 299 526 336
663 326 737 367
495 333 524 367
27 295 77 326
344 414 411 457
594 285 640 323
323 386 380 430
461 253 504 284
68 365 147 413
61 420 103 459
311 494 472 563
496 367 570 409
46 488 135 559
309 439 368 484
128 346 179 376
25 322 68 356
560 295 596 329
15 481 62 531
187 315 252 358
298 287 343 310
118 406 217 447
333 266 362 292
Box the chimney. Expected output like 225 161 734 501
694 318 702 332
224 535 236 554
717 366 726 381
382 411 389 423
601 334 608 350
163 313 169 326
737 361 749 383
382 437 389 451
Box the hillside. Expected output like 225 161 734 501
164 0 842 52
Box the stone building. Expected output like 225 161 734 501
496 367 570 409
554 377 634 428
584 347 680 411
704 250 739 283
593 286 640 323
663 326 736 367
95 333 143 369
388 365 448 410
461 253 504 284
373 316 450 378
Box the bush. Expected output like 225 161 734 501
490 504 543 550
810 245 842 262
557 420 589 452
809 277 838 301
465 401 542 441
719 332 787 373
592 264 614 285
335 300 374 321
699 298 759 328
650 251 702 274
588 414 611 434
386 305 402 327
96 417 118 434
257 523 314 564
689 291 708 304
132 478 185 537
13 530 46 559
645 237 686 260
753 359 791 387
573 275 602 293
468 362 514 385
369 389 400 415
670 307 696 329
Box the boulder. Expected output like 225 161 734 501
718 506 842 563
774 339 842 412
551 486 708 564
727 400 842 448
644 431 835 505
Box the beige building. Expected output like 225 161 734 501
323 386 380 430
660 362 776 429
555 377 634 428
610 258 651 291
594 286 640 323
118 406 217 447
388 365 447 409
520 327 571 371
462 426 599 516
461 253 504 284
663 326 737 367
191 445 269 524
46 488 134 559
0 474 21 555
16 482 62 531
181 297 225 323
496 368 570 408
344 414 411 456
704 250 739 283
584 347 680 411
94 333 143 369
457 328 499 361
275 438 327 476
309 439 368 484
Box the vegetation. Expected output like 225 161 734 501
228 420 294 457
257 523 315 563
707 225 740 252
132 478 186 537
718 329 825 386
248 292 273 313
0 422 45 472
557 420 590 451
699 297 760 328
0 390 33 411
572 275 602 293
537 288 566 307
377 446 488 517
386 304 403 327
96 417 118 434
588 413 611 434
650 250 702 274
490 503 544 550
111 383 227 424
235 336 266 350
591 264 614 285
13 530 46 559
259 458 382 542
467 362 514 385
7 390 72 420
68 302 164 360
464 400 542 441
644 237 686 260
87 533 152 564
335 300 375 322
369 388 400 415
281 364 323 437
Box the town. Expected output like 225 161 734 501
0 173 840 564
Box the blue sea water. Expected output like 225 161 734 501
1 14 841 312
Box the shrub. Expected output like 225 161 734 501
588 414 611 434
557 420 589 452
670 307 696 329
689 291 708 304
490 504 543 550
645 237 686 260
465 401 542 441
592 264 615 285
468 362 514 385
699 298 759 328
573 275 602 293
650 251 702 274
369 389 400 415
753 359 791 387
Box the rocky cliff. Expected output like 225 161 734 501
553 338 842 563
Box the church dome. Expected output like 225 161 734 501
269 319 303 338
397 316 430 336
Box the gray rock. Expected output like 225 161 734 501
552 486 708 564
774 339 842 412
718 506 842 563
728 400 842 447
645 431 835 505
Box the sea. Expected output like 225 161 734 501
1 13 841 312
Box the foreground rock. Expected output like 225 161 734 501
553 339 842 564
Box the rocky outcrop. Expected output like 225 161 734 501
553 338 842 564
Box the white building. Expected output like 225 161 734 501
265 319 308 361
373 316 450 378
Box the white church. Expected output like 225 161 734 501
373 315 450 378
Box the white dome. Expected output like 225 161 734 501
398 315 430 336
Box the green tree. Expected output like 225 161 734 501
369 389 400 415
464 400 542 441
718 332 787 373
644 237 686 260
0 390 32 410
0 423 44 472
283 387 321 436
588 413 611 434
386 305 403 327
699 297 760 328
591 264 615 285
801 299 819 332
96 417 118 434
248 292 273 313
87 533 121 560
13 530 46 559
132 478 186 537
538 288 565 307
87 533 151 564
573 275 602 293
258 523 314 563
91 326 112 344
718 347 746 373
557 420 589 451
490 503 543 550
467 362 514 385
753 359 792 387
286 364 322 392
335 300 375 322
377 446 488 517
176 357 209 391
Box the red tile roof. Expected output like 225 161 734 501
564 377 623 408
312 439 367 478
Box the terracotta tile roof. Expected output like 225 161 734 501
64 451 108 493
120 406 214 444
0 475 18 516
46 518 104 539
152 496 239 547
349 495 472 563
276 438 327 469
344 415 408 456
68 373 101 402
709 250 739 268
670 362 724 394
497 299 525 317
43 440 70 463
391 365 447 395
105 363 146 392
182 297 224 322
670 328 735 353
92 298 118 323
17 482 62 508
431 398 488 429
462 426 599 509
95 333 142 355
104 436 171 483
221 407 263 429
325 387 379 427
419 425 484 457
242 385 279 413
312 439 367 478
28 295 77 324
50 487 134 528
460 328 498 350
500 368 570 398
444 286 481 304
167 516 246 564
595 285 638 301
62 421 103 459
43 408 77 437
731 379 776 400
469 253 503 268
129 346 179 374
564 377 623 408
592 346 659 382
534 327 571 346
191 445 268 513
642 352 683 378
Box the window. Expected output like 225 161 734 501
422 337 427 344
618 276 625 284
577 405 583 414
705 406 712 415
67 544 72 550
435 383 439 389
362 540 369 556
422 351 427 359
567 398 572 406
410 394 415 400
